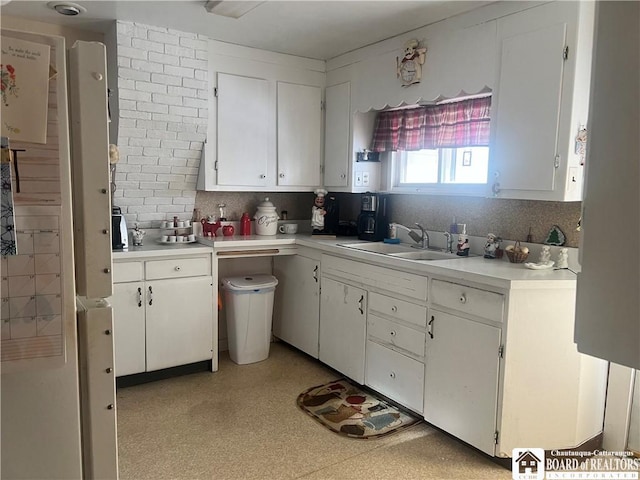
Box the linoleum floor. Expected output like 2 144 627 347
117 342 511 480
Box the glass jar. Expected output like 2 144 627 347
218 203 227 221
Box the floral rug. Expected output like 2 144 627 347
297 379 422 439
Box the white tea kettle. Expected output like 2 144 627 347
253 197 279 235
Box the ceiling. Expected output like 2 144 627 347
1 0 493 60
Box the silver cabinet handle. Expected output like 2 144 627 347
459 293 467 304
148 286 153 306
357 295 364 315
137 287 142 307
428 315 434 339
312 265 318 282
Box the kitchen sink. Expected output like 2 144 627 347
337 242 463 261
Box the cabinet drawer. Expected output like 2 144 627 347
368 314 425 358
431 279 504 322
113 262 143 283
365 340 424 414
368 292 427 328
145 256 211 280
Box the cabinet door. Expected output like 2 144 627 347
277 82 321 187
146 276 214 371
217 73 269 186
424 310 501 455
324 82 350 187
319 277 366 384
110 282 146 376
273 255 320 358
492 22 567 194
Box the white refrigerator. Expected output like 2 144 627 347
1 34 118 479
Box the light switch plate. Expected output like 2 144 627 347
355 172 363 186
362 172 370 186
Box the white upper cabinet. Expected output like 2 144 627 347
277 82 322 187
323 82 350 188
217 73 269 187
490 1 595 201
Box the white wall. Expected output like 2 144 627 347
109 21 209 228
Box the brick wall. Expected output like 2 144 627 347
111 21 208 228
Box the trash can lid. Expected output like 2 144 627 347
222 274 278 291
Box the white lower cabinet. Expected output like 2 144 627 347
273 252 320 358
111 254 214 377
424 310 501 455
319 276 367 384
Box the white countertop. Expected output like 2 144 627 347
112 234 577 289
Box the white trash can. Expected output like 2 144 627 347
222 274 279 365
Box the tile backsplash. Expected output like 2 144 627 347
195 191 582 247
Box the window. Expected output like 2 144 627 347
371 95 491 194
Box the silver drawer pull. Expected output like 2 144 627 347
389 372 396 379
391 305 397 313
175 266 181 271
390 330 397 337
459 293 467 304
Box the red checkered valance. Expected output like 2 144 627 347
370 96 491 152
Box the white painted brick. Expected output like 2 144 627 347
189 141 204 150
117 146 143 156
149 52 180 66
182 78 207 90
133 25 148 39
164 64 194 79
118 79 135 90
194 69 208 81
131 38 164 53
147 129 177 140
127 173 157 182
159 157 187 167
153 189 185 197
124 189 155 198
152 113 184 123
151 73 182 86
135 213 166 222
177 131 206 142
126 156 158 166
118 99 137 111
117 35 132 47
119 127 148 139
119 118 136 128
148 30 179 45
114 180 140 190
169 181 197 190
141 24 167 33
118 46 148 61
157 174 188 182
128 138 161 148
172 166 199 175
119 68 151 82
114 173 127 182
142 165 172 174
113 164 142 173
142 147 163 156
180 57 207 70
169 105 198 117
180 37 207 51
136 120 168 131
128 205 158 214
165 44 195 59
115 197 144 206
197 89 208 100
186 159 200 168
198 108 208 119
195 49 207 61
117 21 134 37
144 197 173 205
135 81 167 94
184 97 208 109
160 139 191 150
131 59 164 74
119 89 152 102
139 182 169 190
117 57 131 68
151 93 183 106
113 190 124 198
185 174 198 183
167 123 197 133
178 190 197 199
196 125 208 134
120 110 152 120
181 116 207 125
173 149 201 159
137 102 169 114
169 28 197 39
157 205 188 213
167 86 197 98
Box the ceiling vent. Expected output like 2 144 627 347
47 1 86 16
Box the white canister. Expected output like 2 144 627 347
253 197 279 235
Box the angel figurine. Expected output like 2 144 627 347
539 245 551 264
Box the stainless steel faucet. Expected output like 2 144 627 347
443 232 453 253
413 223 430 249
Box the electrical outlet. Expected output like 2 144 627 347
355 172 363 186
362 172 370 186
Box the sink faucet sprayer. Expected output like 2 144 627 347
390 223 430 249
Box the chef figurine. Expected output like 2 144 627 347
483 233 501 259
132 223 145 246
556 248 569 269
456 235 470 257
539 245 551 264
311 188 328 233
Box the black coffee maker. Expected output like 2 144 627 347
357 193 389 241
